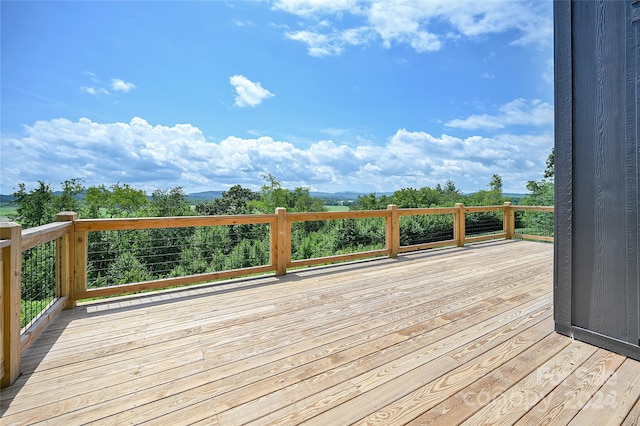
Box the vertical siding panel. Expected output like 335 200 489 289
572 0 598 334
556 0 640 358
572 0 628 340
628 1 640 345
553 0 574 332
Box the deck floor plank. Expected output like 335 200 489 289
404 331 571 425
1 240 639 425
70 278 551 424
568 358 640 426
459 341 599 425
514 348 627 425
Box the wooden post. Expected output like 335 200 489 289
503 202 514 240
1 222 22 387
270 214 278 273
74 231 88 299
56 212 77 309
274 208 289 276
455 203 465 247
386 205 399 258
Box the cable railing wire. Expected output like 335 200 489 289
515 210 554 238
399 213 455 247
86 224 271 288
465 211 504 237
291 218 386 261
21 239 58 331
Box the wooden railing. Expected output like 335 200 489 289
0 203 552 387
0 212 76 387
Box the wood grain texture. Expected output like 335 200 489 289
552 0 573 330
1 241 639 424
568 0 638 344
0 223 22 388
515 348 626 425
625 0 640 360
556 0 640 360
569 358 640 425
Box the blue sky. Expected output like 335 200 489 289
1 0 553 195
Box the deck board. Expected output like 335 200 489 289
1 240 639 425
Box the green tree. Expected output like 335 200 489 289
108 183 148 217
352 193 390 210
291 230 333 260
465 174 506 206
437 180 464 206
544 148 555 179
399 215 454 246
291 187 326 212
21 244 56 302
524 148 555 206
390 188 421 208
53 178 85 213
490 174 503 196
106 251 152 285
250 174 326 213
138 187 195 275
224 238 270 269
523 180 554 206
195 185 259 216
84 184 111 218
144 187 193 217
520 148 555 235
10 181 55 227
417 186 442 207
250 173 292 213
329 218 385 253
83 182 148 218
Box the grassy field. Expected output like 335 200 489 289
0 205 18 221
324 205 350 212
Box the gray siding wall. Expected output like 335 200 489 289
554 0 639 359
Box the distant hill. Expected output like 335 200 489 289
186 191 224 202
0 194 15 204
310 191 394 200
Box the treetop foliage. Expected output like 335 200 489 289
9 150 554 228
352 174 507 210
523 148 554 207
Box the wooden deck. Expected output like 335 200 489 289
2 240 640 425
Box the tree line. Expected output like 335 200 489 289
10 172 515 226
11 153 554 300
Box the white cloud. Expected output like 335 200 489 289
229 75 274 107
80 86 110 96
286 31 344 57
111 78 136 92
445 99 554 130
1 116 552 195
80 75 136 96
274 0 551 56
285 27 371 57
274 0 361 17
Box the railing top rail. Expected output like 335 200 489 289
0 239 10 249
463 205 509 213
286 209 390 222
397 207 458 216
21 221 73 252
513 205 554 212
75 214 277 232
